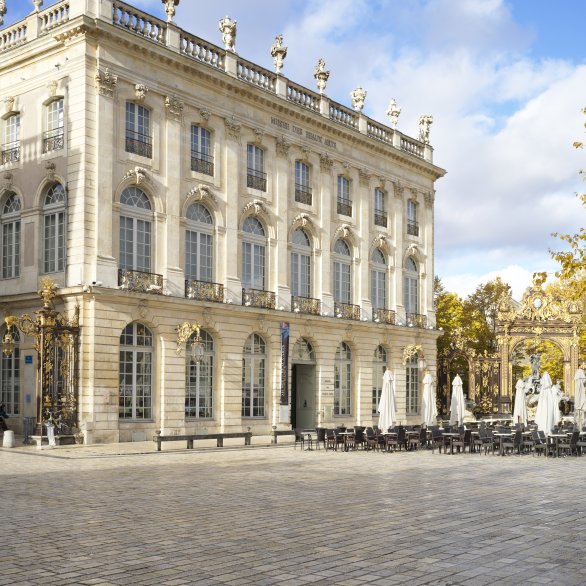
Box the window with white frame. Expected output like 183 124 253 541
1 192 21 279
291 228 311 298
406 352 419 415
185 329 214 418
295 160 312 205
372 345 387 414
0 327 19 415
403 256 419 316
185 202 213 283
191 125 213 175
374 188 387 227
125 102 152 158
333 238 351 304
407 199 419 236
242 216 266 290
247 144 266 191
337 175 352 216
44 99 64 153
242 333 265 417
371 248 386 310
334 342 352 416
119 322 153 420
43 184 66 274
119 186 152 273
2 113 20 164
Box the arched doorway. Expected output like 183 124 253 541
291 338 316 429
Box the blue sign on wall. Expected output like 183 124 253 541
25 355 33 364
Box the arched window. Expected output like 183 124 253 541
0 327 20 415
1 192 21 279
372 346 387 414
334 342 352 416
406 352 419 415
333 239 351 304
185 329 214 418
291 228 311 298
43 184 66 274
292 338 315 362
295 161 312 205
185 202 213 283
371 248 386 310
404 256 419 316
242 217 266 290
3 112 21 163
119 322 153 420
242 333 266 417
119 186 152 273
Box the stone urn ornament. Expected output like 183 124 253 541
33 0 43 12
314 58 330 95
270 34 287 74
162 0 179 23
350 86 367 112
219 16 237 52
386 98 401 129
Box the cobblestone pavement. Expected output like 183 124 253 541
2 440 586 586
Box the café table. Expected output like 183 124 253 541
441 432 461 455
492 432 514 456
302 429 315 451
546 433 568 458
337 431 356 452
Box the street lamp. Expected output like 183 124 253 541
176 321 205 363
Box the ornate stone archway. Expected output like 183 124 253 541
496 280 583 409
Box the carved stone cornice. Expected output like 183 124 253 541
95 68 118 98
242 199 264 217
185 184 216 204
123 167 148 185
224 116 241 141
275 136 290 158
53 24 90 43
165 95 184 120
292 213 311 229
319 153 333 172
333 223 352 241
371 233 389 252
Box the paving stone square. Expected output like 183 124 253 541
2 441 586 585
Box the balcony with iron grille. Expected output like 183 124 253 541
185 279 224 303
125 130 153 158
291 295 321 316
118 268 163 294
294 183 312 205
337 197 352 216
406 313 427 328
43 128 64 153
374 210 387 228
247 168 267 191
242 288 276 309
191 150 214 176
407 220 419 236
1 141 20 164
334 302 360 320
373 308 396 325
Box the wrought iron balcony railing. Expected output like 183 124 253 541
406 313 427 328
1 141 20 164
185 279 224 303
374 210 387 227
294 184 312 205
334 301 360 320
191 150 214 175
247 168 267 191
373 308 396 325
125 130 153 158
291 295 321 316
337 197 352 216
242 288 276 309
118 268 163 294
43 128 64 153
407 220 419 236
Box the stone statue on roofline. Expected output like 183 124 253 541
386 98 401 129
162 0 179 23
270 34 287 74
219 16 237 52
350 86 367 112
314 58 330 95
418 114 433 144
0 0 7 26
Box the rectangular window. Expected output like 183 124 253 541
120 216 151 273
2 114 20 164
372 366 384 415
404 275 419 314
186 357 213 418
125 102 152 158
43 211 65 273
334 361 351 416
407 200 419 236
295 161 312 205
43 100 64 153
371 269 386 309
242 241 265 290
185 230 213 282
2 220 20 278
247 144 266 191
1 347 19 415
334 261 351 303
242 356 265 417
337 176 352 215
406 361 419 415
374 188 387 227
291 251 310 298
191 126 213 175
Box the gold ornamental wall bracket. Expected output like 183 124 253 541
402 344 425 368
175 321 205 363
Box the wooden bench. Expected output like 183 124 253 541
154 430 252 451
272 430 295 444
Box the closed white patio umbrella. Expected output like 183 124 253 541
574 368 586 428
535 372 560 436
449 374 465 426
377 370 396 432
421 372 437 426
513 378 529 426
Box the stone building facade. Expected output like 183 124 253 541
0 0 445 443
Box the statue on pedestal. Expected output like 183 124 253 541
418 114 433 144
270 35 287 74
314 58 330 95
219 16 237 52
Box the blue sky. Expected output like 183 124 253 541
4 0 585 299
